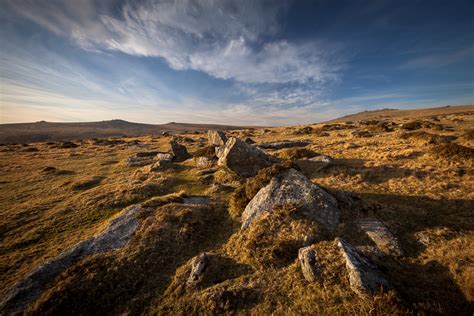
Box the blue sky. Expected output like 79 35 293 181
0 0 473 125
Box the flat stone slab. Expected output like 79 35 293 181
357 218 403 257
0 205 143 315
336 238 390 296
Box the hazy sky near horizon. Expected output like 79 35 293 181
1 0 473 125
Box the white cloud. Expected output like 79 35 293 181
5 0 343 85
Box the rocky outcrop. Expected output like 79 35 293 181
187 253 209 285
241 169 340 231
357 218 403 257
170 140 191 162
0 205 143 315
256 140 311 150
217 137 276 177
336 238 390 296
208 130 227 146
298 246 321 282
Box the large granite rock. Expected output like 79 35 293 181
170 140 191 162
207 130 227 146
217 137 275 177
336 238 390 296
0 205 143 315
241 169 340 231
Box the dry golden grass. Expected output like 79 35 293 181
1 105 473 314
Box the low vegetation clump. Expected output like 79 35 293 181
400 131 457 144
432 143 474 160
70 176 104 190
277 147 317 160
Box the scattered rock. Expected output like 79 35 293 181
256 140 311 150
218 137 276 177
208 130 228 146
183 196 212 205
156 153 174 161
170 140 191 162
241 169 340 231
336 238 390 296
56 141 78 149
146 160 174 172
308 154 334 163
127 156 154 167
357 218 403 257
187 253 209 285
0 205 143 315
194 156 214 168
298 246 321 282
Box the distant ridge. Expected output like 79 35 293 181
0 120 257 144
327 105 474 123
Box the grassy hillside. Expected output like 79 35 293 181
1 105 473 314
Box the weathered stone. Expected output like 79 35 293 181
0 205 143 315
256 140 311 150
241 169 340 231
187 253 209 285
215 146 226 158
194 156 214 168
336 238 390 296
156 153 174 161
127 156 154 167
298 246 321 282
147 160 174 172
208 130 228 146
170 140 191 162
308 154 334 163
218 137 275 177
357 218 403 257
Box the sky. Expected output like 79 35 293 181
0 0 473 125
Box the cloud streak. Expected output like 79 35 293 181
5 0 343 85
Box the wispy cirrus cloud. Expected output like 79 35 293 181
4 0 343 85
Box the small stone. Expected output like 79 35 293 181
187 253 209 285
298 246 321 283
156 153 174 161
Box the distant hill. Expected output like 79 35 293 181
0 119 255 144
328 105 474 123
